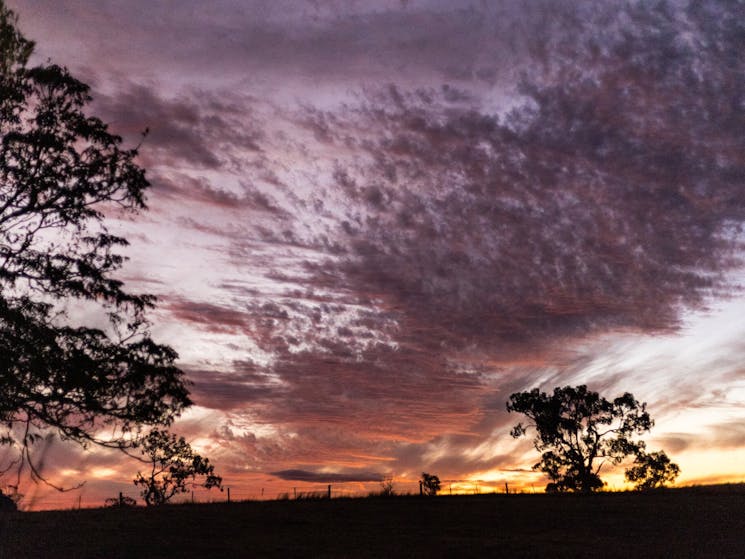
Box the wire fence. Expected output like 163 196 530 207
13 478 535 511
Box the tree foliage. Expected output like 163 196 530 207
420 472 440 496
378 477 395 497
0 1 190 482
133 429 222 506
507 385 653 493
0 488 16 511
625 450 680 491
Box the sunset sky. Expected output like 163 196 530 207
6 0 745 508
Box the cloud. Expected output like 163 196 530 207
171 0 745 483
13 0 603 93
263 346 486 438
189 342 489 442
655 433 698 454
271 469 384 483
92 82 263 170
149 174 245 211
164 298 250 334
280 1 745 361
658 422 745 454
189 364 277 411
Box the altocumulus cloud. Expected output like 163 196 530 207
201 0 745 481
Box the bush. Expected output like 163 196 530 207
105 494 137 508
0 491 17 512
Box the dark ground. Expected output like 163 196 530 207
1 485 744 558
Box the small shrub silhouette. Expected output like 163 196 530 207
420 473 441 496
105 495 137 508
368 478 396 497
0 491 17 512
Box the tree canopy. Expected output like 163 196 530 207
134 429 222 506
507 385 655 493
625 450 680 491
0 1 190 483
420 472 441 496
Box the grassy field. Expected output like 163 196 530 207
1 485 744 558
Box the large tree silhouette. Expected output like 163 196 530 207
507 385 653 493
0 2 190 483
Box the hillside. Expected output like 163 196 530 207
1 486 744 558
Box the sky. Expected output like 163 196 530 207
5 0 745 508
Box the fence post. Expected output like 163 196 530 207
419 481 423 496
227 487 231 503
119 492 124 507
327 484 331 499
505 482 509 495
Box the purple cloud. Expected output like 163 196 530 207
271 469 384 483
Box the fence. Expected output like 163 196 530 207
13 477 531 511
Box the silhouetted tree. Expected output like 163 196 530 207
0 489 16 511
0 2 190 483
374 477 395 497
625 450 680 491
133 429 222 506
420 472 441 496
507 385 653 493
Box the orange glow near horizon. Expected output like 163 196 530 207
15 454 745 511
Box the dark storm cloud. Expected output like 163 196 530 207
271 469 383 483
